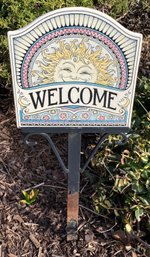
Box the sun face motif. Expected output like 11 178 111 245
54 58 98 83
32 39 117 86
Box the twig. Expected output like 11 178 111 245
101 159 115 180
96 221 117 234
78 217 94 232
79 206 86 220
0 158 10 175
0 244 3 257
78 220 88 231
43 184 66 190
0 117 14 125
137 98 149 114
43 174 67 186
24 222 39 226
23 182 44 192
121 183 132 193
114 249 122 256
80 181 88 193
38 247 43 257
21 253 31 257
133 234 150 250
116 12 128 21
79 204 111 220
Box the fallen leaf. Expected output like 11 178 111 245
13 214 24 224
112 230 127 243
125 245 132 251
85 229 94 243
29 233 40 248
125 223 132 234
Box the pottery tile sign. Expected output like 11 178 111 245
8 7 142 129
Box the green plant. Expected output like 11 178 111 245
21 189 39 205
89 76 150 234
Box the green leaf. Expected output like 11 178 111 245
135 207 144 222
20 199 28 204
21 189 38 205
132 182 145 194
146 179 150 190
144 162 150 169
141 170 150 180
20 199 32 205
114 209 119 216
22 190 30 202
138 196 150 206
141 153 149 163
29 189 39 201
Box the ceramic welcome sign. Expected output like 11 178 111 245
8 7 142 130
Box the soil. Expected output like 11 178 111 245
0 3 150 257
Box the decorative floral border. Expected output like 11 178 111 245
20 108 127 127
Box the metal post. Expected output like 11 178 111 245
66 132 81 241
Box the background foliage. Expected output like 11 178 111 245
0 0 149 92
0 0 149 248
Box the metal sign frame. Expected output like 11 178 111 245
25 131 128 241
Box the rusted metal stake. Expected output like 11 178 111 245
67 132 81 241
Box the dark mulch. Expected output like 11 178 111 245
0 106 150 257
0 108 117 256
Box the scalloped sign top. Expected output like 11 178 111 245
8 7 142 129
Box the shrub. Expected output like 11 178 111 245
89 77 150 234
